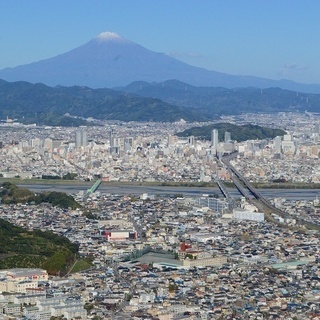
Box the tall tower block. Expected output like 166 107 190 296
211 129 219 155
75 129 88 148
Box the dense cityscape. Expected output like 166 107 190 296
0 112 319 319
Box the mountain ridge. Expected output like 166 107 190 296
116 79 320 114
2 78 320 125
0 79 210 124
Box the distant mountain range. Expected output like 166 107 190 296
1 79 320 125
1 31 320 93
0 79 208 124
117 80 320 114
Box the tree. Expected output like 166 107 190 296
168 283 178 292
63 172 77 180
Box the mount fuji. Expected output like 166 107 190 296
1 31 320 93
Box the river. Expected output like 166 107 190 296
17 183 320 201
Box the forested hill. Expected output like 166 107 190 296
0 182 81 209
118 80 320 115
0 79 210 124
0 218 78 274
2 78 319 126
177 123 286 142
0 182 80 274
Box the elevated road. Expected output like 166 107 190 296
221 154 320 230
216 180 231 199
216 179 235 210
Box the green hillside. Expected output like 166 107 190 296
0 218 78 274
0 182 81 209
0 79 209 124
0 183 81 274
177 123 286 142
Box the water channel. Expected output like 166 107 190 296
18 183 320 201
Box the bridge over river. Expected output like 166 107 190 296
221 155 320 230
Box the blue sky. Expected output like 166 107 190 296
1 0 320 84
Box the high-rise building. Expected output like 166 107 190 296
110 130 122 154
31 138 43 148
124 137 134 151
211 129 219 154
224 131 231 142
75 129 87 148
274 136 282 154
110 130 116 147
281 134 295 154
188 135 195 146
44 138 53 152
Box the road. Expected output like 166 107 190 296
221 156 320 230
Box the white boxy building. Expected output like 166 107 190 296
233 209 264 222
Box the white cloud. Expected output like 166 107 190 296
277 63 308 77
168 51 203 59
